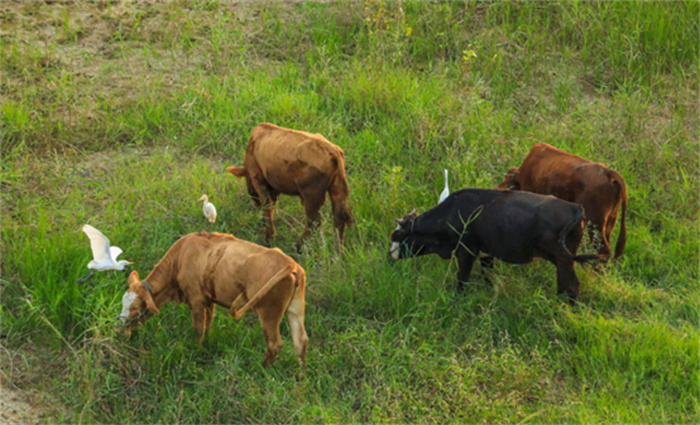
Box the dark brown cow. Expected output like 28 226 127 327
228 123 353 250
497 142 627 261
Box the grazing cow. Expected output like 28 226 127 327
118 232 308 369
388 189 600 303
227 123 353 250
497 143 627 261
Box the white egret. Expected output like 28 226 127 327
438 169 450 204
198 194 217 234
198 194 217 223
78 224 132 283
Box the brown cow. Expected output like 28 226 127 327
497 142 627 261
117 232 308 369
227 123 353 250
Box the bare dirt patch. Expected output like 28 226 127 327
0 342 70 424
0 383 45 425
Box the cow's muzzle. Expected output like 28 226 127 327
388 241 401 260
116 309 152 331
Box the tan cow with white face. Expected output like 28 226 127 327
118 232 308 369
227 123 353 251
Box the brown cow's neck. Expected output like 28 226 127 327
143 251 180 308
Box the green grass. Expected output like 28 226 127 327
1 1 698 423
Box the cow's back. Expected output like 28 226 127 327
450 189 582 262
524 148 618 205
173 233 280 304
464 190 579 231
248 123 344 192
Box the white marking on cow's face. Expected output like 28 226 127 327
390 241 401 259
119 291 138 319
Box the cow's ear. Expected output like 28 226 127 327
143 290 160 315
128 271 140 285
227 166 246 178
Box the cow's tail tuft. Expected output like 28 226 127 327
571 253 603 265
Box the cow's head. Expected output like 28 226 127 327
227 166 261 206
118 271 160 335
497 167 520 190
389 209 421 260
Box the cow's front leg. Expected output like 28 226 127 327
296 191 325 252
190 303 207 344
262 205 276 245
456 250 476 292
251 180 278 246
204 302 216 334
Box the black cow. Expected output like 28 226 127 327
388 189 599 303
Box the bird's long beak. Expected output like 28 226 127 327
127 261 134 265
198 196 205 201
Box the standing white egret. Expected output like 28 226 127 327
198 194 217 233
199 194 217 223
78 224 132 283
438 169 450 204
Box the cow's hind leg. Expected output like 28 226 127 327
584 210 612 262
604 211 619 257
555 258 580 305
479 256 494 283
328 177 352 249
254 279 294 367
285 281 308 371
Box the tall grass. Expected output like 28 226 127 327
1 1 698 423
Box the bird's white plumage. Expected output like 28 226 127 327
81 224 131 271
110 246 123 261
438 169 450 204
199 195 217 223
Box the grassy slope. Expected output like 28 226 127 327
1 1 698 423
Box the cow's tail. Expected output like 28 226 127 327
611 171 628 260
232 262 294 320
328 149 354 225
282 265 305 314
559 208 601 265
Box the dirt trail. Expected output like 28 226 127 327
0 383 45 425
